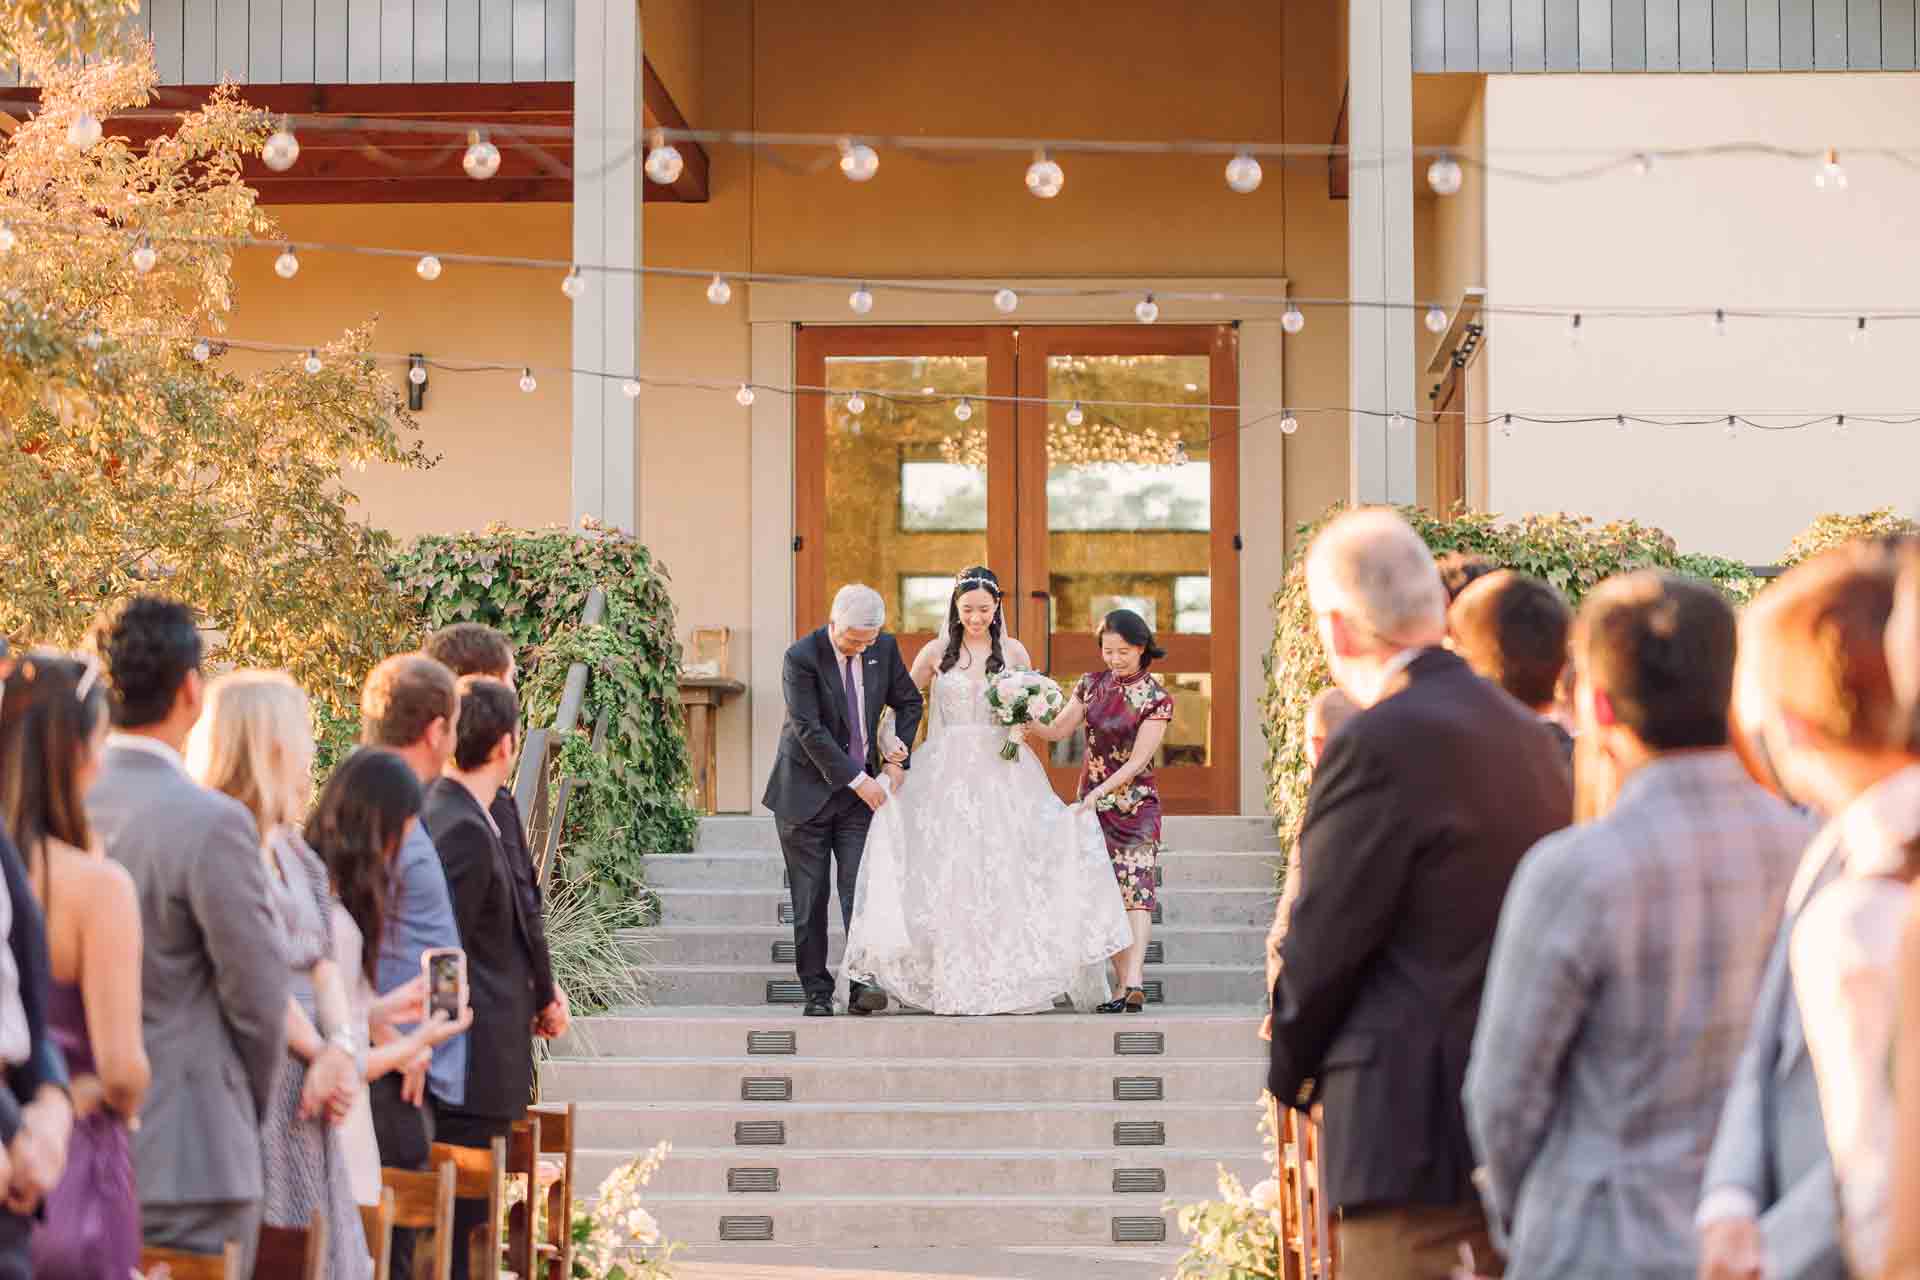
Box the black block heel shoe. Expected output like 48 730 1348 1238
1097 987 1146 1014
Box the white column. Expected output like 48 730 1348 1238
570 2 642 531
1239 319 1286 814
1348 0 1416 505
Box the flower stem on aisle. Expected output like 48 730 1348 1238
985 669 1067 760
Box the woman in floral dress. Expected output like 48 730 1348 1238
1022 609 1173 1012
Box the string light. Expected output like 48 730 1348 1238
954 397 974 421
415 254 442 281
621 379 641 399
1835 414 1848 435
262 118 299 171
1225 152 1263 194
1632 152 1653 177
1025 150 1065 199
66 109 101 150
190 339 210 362
1815 147 1847 190
1616 413 1628 431
0 223 13 253
1065 401 1085 427
838 140 879 182
274 244 300 279
1568 312 1583 344
849 284 875 315
1427 153 1463 195
1502 413 1514 438
644 130 683 185
1852 316 1870 345
302 348 322 374
518 367 538 393
1281 304 1304 335
993 288 1019 314
1725 415 1739 438
1424 305 1447 334
735 382 756 406
706 274 732 305
845 392 866 415
1173 439 1190 465
462 130 501 180
408 359 428 386
130 236 156 274
1135 293 1159 324
1712 308 1726 337
561 267 586 299
1388 412 1405 432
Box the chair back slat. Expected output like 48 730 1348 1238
255 1210 327 1280
136 1241 244 1280
359 1186 396 1280
381 1160 457 1280
505 1114 543 1280
431 1136 507 1280
528 1101 577 1280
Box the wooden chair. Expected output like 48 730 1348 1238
1274 1102 1307 1280
504 1114 543 1280
382 1160 457 1280
256 1209 328 1280
431 1136 507 1280
360 1187 397 1280
528 1102 577 1280
135 1242 243 1280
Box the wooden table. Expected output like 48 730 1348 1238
679 676 745 815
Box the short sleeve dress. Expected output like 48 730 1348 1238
1073 669 1175 913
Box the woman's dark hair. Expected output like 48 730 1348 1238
306 747 423 984
1096 609 1168 670
0 653 108 891
939 566 1007 676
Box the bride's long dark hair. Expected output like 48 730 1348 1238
939 565 1007 676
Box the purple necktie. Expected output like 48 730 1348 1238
845 656 865 773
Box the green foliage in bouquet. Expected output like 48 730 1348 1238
1168 1099 1284 1280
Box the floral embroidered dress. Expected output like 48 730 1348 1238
1074 669 1175 912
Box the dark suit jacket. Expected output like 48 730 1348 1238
761 629 924 824
423 778 538 1120
491 787 555 1012
0 823 65 1142
1269 649 1572 1211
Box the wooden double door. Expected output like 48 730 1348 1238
794 324 1240 814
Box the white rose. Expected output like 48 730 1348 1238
1249 1178 1281 1210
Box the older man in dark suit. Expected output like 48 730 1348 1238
1269 510 1572 1279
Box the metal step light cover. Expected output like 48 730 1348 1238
771 940 796 963
778 901 795 924
746 1030 796 1055
1114 1121 1166 1146
718 1215 775 1242
727 1167 780 1193
765 979 806 1005
734 1120 786 1145
1144 940 1164 964
742 1076 794 1102
1112 1216 1168 1243
1142 980 1164 1004
1113 1076 1165 1102
1151 903 1163 924
1113 1168 1167 1194
1114 1031 1165 1055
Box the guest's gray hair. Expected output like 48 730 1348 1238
1306 508 1447 645
830 584 887 630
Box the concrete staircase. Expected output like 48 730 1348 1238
543 815 1278 1255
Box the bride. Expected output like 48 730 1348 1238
843 566 1133 1015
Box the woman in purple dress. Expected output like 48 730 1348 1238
1023 610 1173 1013
0 654 147 1280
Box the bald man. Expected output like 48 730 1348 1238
1269 509 1572 1280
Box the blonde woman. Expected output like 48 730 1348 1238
187 672 370 1280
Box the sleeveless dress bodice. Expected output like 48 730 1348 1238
931 667 996 729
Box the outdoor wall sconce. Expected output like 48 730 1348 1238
407 353 429 410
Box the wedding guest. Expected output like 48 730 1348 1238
1447 570 1575 761
1885 543 1920 1280
84 598 288 1271
1465 570 1810 1277
1024 609 1173 1013
1733 545 1915 1276
423 676 543 1279
423 624 566 1040
1264 687 1358 1032
1269 509 1570 1279
188 672 369 1280
1437 550 1497 603
304 748 470 1207
0 652 137 1280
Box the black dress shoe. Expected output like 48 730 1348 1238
803 996 834 1017
848 984 889 1016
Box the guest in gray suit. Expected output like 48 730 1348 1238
83 598 290 1268
1466 572 1815 1278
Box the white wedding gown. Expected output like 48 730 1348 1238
843 666 1133 1015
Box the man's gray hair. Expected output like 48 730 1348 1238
1306 508 1447 645
830 584 887 630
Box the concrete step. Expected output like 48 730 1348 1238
636 1193 1192 1248
696 815 1280 853
577 1145 1266 1199
626 923 1267 968
636 963 1267 1008
567 1100 1267 1151
542 1056 1268 1105
554 1006 1265 1060
651 885 1275 928
641 850 1281 890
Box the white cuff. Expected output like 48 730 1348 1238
846 772 872 790
1696 1185 1761 1229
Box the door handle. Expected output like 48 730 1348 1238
1029 590 1053 675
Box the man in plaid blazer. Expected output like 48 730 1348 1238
1465 572 1815 1278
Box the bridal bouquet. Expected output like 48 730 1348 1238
985 669 1067 761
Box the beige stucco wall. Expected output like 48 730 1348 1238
1481 73 1920 563
225 0 1355 813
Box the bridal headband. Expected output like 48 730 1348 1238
954 574 1001 595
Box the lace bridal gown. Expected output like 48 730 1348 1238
843 666 1133 1015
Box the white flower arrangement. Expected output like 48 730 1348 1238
984 669 1067 761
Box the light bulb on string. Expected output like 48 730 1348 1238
408 361 428 386
274 245 300 279
190 339 211 363
1424 305 1448 334
0 223 15 254
131 236 156 274
1632 152 1654 177
1065 401 1085 427
954 397 974 422
1501 413 1514 438
1834 414 1848 435
645 130 684 185
849 284 874 315
706 274 732 305
1725 415 1738 439
262 118 300 171
1815 148 1847 190
67 109 101 150
463 131 501 180
1567 312 1583 345
416 255 442 281
1225 152 1263 194
1712 308 1727 337
1427 153 1463 195
1025 150 1065 199
837 140 879 182
1135 293 1159 324
1387 411 1405 432
993 288 1019 314
302 349 322 375
1281 304 1305 335
735 383 756 407
1279 412 1299 436
845 392 866 416
621 379 641 400
1616 414 1628 431
519 368 538 394
1852 316 1869 346
561 267 586 300
1172 439 1190 466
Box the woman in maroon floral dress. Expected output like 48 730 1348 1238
1023 610 1173 1012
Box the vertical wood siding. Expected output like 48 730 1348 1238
1415 0 1918 67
